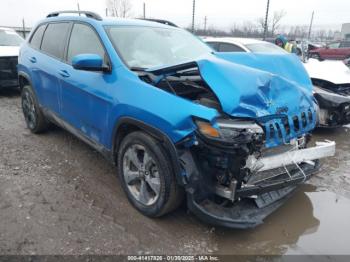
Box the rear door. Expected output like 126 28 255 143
339 42 350 59
58 22 113 146
35 22 71 114
324 42 340 59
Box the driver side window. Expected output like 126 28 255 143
67 23 106 64
328 42 340 49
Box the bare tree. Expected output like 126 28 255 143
106 0 132 18
257 9 286 37
270 10 286 36
257 17 266 33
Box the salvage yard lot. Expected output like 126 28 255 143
1 89 350 255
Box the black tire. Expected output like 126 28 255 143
21 85 49 133
310 53 322 61
117 131 184 217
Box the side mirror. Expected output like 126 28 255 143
325 45 330 49
72 54 109 72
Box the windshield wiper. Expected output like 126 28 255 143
130 66 147 72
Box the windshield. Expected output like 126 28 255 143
105 26 212 69
246 42 287 54
0 30 24 46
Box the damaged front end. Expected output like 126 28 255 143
312 79 350 127
136 53 335 228
177 118 335 228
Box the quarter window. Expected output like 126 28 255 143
29 24 46 49
340 42 350 48
41 23 70 59
67 23 105 64
218 43 245 52
328 42 340 49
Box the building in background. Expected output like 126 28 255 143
341 23 350 40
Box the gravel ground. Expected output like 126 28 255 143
1 88 350 255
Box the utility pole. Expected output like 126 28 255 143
143 2 146 19
263 0 270 40
204 16 207 32
106 8 108 17
22 18 26 39
308 11 314 40
77 2 80 11
191 0 196 33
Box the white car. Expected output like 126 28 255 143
0 27 24 89
205 37 350 127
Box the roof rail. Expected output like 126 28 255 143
46 11 102 21
139 18 178 27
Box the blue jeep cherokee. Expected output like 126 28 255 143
18 11 335 228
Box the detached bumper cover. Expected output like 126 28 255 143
245 140 335 172
187 141 335 229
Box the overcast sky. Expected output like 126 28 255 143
0 0 349 31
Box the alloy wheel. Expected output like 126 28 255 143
122 144 161 206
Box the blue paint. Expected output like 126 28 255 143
18 15 316 153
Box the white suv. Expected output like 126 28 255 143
0 27 24 89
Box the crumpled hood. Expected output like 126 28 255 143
199 52 315 119
147 52 317 147
303 58 350 85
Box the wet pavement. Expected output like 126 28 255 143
0 88 350 255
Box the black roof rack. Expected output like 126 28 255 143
139 18 178 27
47 11 102 21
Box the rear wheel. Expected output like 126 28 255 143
21 85 49 133
117 131 184 217
310 53 322 61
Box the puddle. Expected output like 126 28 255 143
212 185 350 255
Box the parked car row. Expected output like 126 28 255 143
1 11 337 229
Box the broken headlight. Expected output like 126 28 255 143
195 118 263 142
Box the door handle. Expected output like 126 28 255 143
29 57 37 63
59 70 70 78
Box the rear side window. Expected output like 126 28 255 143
41 23 70 59
67 23 105 64
218 43 245 52
328 42 340 49
30 24 46 49
340 42 350 48
207 42 220 51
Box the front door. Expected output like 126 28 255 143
58 22 114 146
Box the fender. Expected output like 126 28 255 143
112 117 187 186
18 71 32 90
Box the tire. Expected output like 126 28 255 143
21 85 49 133
310 53 322 61
117 131 184 217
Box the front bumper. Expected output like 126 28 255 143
0 56 18 89
187 140 335 229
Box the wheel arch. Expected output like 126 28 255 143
18 71 32 91
112 117 186 186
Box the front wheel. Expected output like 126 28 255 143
117 131 184 217
310 53 322 61
21 85 49 133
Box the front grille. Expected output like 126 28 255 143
259 108 316 147
0 56 18 81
